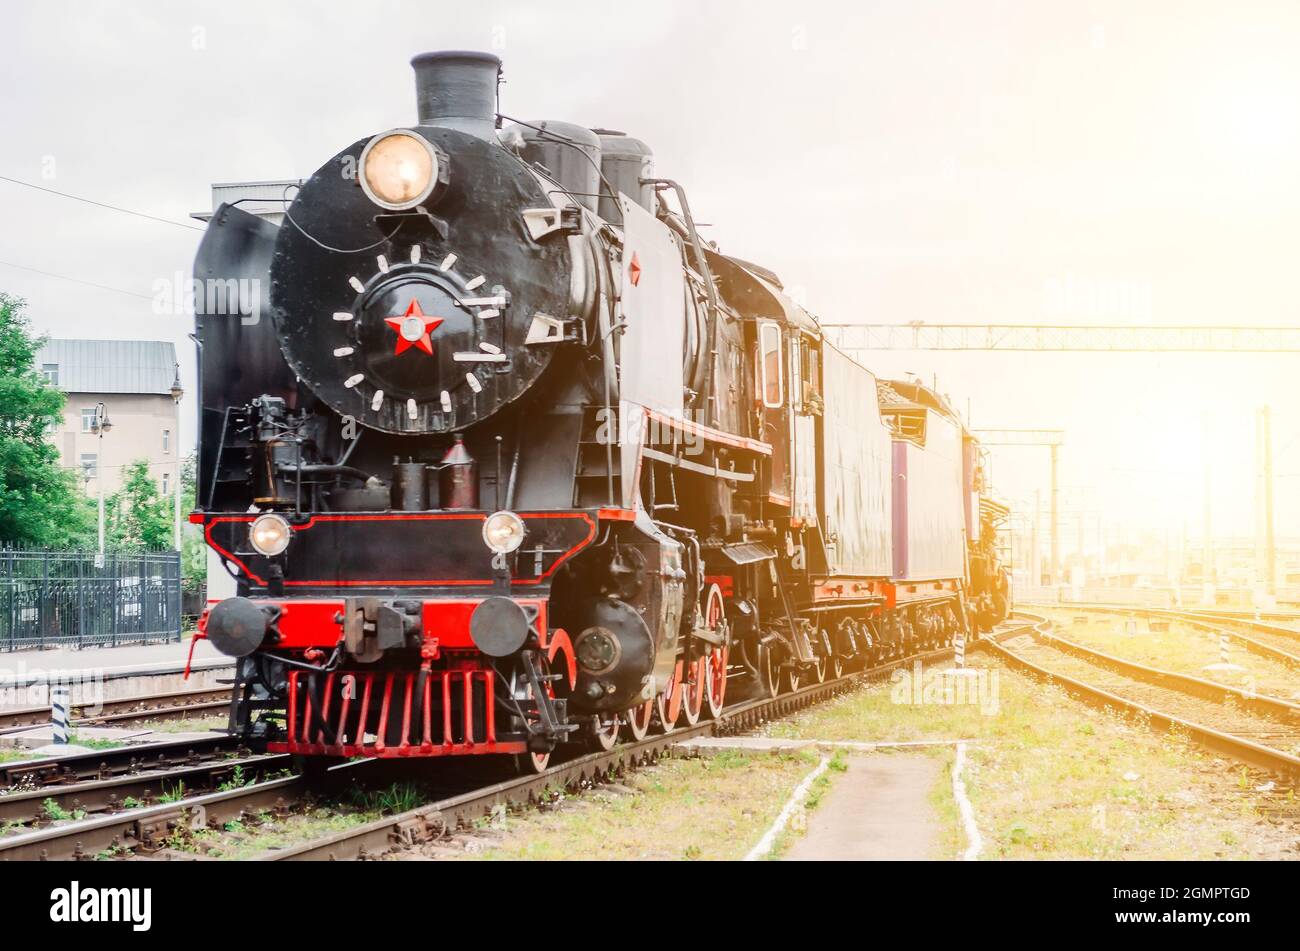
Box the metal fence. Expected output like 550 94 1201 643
0 549 182 651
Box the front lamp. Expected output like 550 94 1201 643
249 513 292 557
359 130 440 210
482 510 526 554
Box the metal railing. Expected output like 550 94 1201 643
0 549 182 651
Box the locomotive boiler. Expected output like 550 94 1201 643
192 50 1010 772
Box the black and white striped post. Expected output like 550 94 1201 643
1204 632 1245 672
50 684 71 746
950 619 978 678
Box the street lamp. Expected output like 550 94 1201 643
89 402 112 562
169 364 184 551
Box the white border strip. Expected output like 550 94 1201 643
743 756 832 861
952 741 982 861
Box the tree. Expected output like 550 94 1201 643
104 459 173 552
0 292 96 548
180 452 206 591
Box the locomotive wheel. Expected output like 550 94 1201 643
704 645 728 718
811 652 828 684
681 657 706 726
655 661 683 733
624 699 653 741
514 750 551 774
754 642 780 699
783 663 802 695
513 651 557 774
701 584 728 719
587 713 620 752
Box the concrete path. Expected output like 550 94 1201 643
784 753 945 861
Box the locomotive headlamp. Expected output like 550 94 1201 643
359 130 438 210
482 510 525 554
249 513 292 557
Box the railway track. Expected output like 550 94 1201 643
0 687 232 736
0 753 292 828
988 612 1300 785
1027 602 1300 667
0 733 244 790
0 620 1036 861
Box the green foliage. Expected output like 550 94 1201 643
42 797 84 822
104 459 172 552
348 782 424 815
180 452 205 590
0 293 96 548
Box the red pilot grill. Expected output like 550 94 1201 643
269 668 528 758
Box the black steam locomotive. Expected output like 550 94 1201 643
193 50 1011 771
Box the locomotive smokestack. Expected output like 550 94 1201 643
411 50 501 138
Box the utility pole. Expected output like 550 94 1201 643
1202 413 1214 601
1031 489 1041 588
170 365 184 551
1257 406 1275 595
1050 443 1060 588
90 403 112 566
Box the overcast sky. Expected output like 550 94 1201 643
3 0 1298 557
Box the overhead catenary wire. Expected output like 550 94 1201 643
0 174 205 232
0 173 206 302
0 258 156 301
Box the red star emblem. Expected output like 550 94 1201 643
384 298 444 356
629 252 642 287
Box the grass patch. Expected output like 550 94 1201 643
766 655 1300 859
185 807 385 860
461 750 822 861
42 797 85 822
144 715 228 735
348 782 425 815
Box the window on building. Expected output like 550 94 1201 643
81 408 97 433
163 429 170 453
41 364 58 386
162 472 170 496
80 453 97 479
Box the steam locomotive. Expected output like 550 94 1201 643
192 50 1011 772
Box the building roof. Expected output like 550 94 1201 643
36 339 178 395
190 179 301 224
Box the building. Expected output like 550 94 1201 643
37 338 183 498
191 180 301 225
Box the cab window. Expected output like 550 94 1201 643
759 322 783 409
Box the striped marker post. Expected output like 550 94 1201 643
1204 633 1245 672
950 625 977 677
51 684 71 746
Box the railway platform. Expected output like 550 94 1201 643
0 637 232 711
